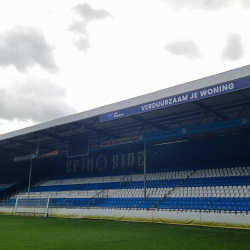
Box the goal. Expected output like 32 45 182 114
14 194 50 217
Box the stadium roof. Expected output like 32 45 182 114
1 65 250 163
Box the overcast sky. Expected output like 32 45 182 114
0 0 250 135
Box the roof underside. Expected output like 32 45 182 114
1 86 250 164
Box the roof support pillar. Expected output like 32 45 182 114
190 139 195 164
143 141 147 200
27 159 33 196
27 138 40 196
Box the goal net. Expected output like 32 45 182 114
14 194 50 217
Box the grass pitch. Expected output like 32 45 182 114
0 215 249 250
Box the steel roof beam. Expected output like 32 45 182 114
7 138 54 152
193 100 228 120
0 103 245 155
137 101 250 128
72 122 121 139
0 144 27 156
130 115 166 131
39 131 65 142
1 100 250 160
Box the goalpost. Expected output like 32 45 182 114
13 194 50 217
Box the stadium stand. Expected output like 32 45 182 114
1 66 250 228
2 159 250 214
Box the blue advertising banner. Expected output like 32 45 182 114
100 76 250 122
139 117 250 142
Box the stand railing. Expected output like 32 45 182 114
80 189 108 208
120 175 132 187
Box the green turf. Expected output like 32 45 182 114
0 215 250 250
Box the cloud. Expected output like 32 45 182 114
68 20 88 35
0 26 58 72
69 3 112 52
73 36 90 52
161 0 250 11
221 33 244 61
240 0 250 8
164 40 202 60
73 3 112 22
68 20 90 52
0 78 76 123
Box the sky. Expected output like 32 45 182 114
0 0 250 135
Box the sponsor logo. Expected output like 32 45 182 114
96 155 107 171
14 154 36 162
182 128 187 134
101 136 139 148
241 117 248 125
108 113 114 119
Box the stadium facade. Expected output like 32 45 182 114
1 65 250 228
